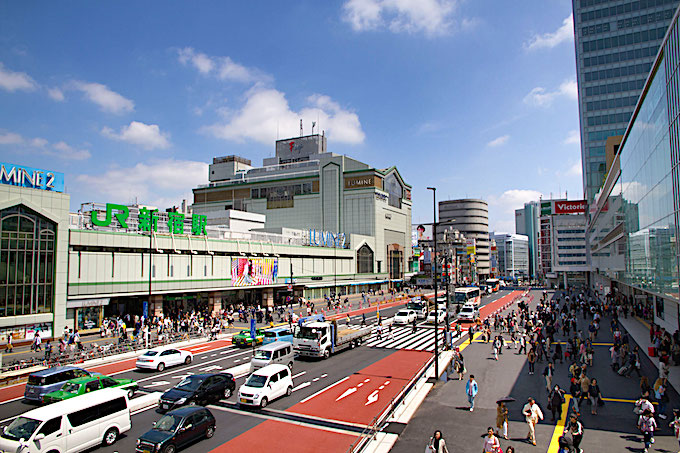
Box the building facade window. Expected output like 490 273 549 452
0 205 56 317
357 244 374 274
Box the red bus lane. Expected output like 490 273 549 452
0 338 233 403
212 350 432 453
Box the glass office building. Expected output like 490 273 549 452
573 0 680 202
588 6 680 329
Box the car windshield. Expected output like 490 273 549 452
238 330 250 337
2 417 41 441
154 414 183 432
245 374 268 388
176 376 204 392
253 350 272 360
61 382 81 393
264 332 277 338
296 327 321 340
396 311 409 316
406 303 422 310
27 375 45 386
143 351 158 357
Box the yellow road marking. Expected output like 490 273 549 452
547 395 571 453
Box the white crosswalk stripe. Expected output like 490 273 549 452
366 326 447 352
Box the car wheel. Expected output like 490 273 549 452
206 425 215 439
223 387 232 398
323 349 330 359
184 356 192 364
260 397 268 408
157 362 165 372
286 386 293 396
162 444 176 453
102 428 118 446
127 388 135 399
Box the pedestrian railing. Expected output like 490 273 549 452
0 329 218 386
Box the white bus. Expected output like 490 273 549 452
454 287 482 306
0 388 131 453
485 279 500 293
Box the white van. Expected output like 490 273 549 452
238 364 293 408
250 342 294 373
0 388 131 453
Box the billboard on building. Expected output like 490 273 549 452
412 224 433 242
553 200 587 214
0 162 64 192
231 258 278 286
466 238 476 255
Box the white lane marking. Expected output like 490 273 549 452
190 346 213 352
292 371 307 379
292 382 311 392
313 378 320 382
221 351 230 354
201 356 208 359
210 354 217 357
300 376 349 404
234 359 241 362
321 374 328 378
200 365 223 372
146 381 170 387
335 387 357 401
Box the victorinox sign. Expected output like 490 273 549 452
553 200 586 214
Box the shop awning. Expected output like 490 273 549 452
305 279 388 288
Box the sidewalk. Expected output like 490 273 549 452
619 315 677 391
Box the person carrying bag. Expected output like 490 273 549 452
427 430 450 453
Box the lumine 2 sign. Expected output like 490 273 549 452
0 162 64 192
91 203 208 235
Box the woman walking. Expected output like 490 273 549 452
588 378 602 415
482 427 502 453
527 348 537 375
496 402 509 439
427 430 450 453
549 385 566 421
454 353 466 380
654 377 669 420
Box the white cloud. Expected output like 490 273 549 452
76 159 208 209
524 79 578 107
342 0 459 36
488 189 543 233
177 47 269 84
0 130 89 160
566 161 582 177
205 88 365 145
524 14 574 51
0 63 38 92
487 134 509 147
71 81 134 114
0 131 24 145
51 141 91 160
47 87 65 101
102 121 171 150
564 129 580 145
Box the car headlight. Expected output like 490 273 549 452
175 398 186 404
136 439 141 446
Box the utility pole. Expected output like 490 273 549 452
427 187 438 379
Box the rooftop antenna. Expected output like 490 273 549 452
300 119 303 137
566 189 568 199
312 121 316 135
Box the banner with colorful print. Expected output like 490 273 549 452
231 258 278 287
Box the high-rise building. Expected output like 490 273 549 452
492 233 530 278
572 0 680 201
515 201 540 278
438 199 490 280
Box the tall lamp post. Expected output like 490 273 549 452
426 187 438 379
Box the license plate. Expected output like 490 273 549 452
240 398 247 403
162 404 169 409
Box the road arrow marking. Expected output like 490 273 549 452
146 381 170 387
365 390 379 406
336 387 358 401
200 365 223 372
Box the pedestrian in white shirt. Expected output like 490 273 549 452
523 397 544 446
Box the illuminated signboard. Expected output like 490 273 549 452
0 162 64 192
232 258 278 286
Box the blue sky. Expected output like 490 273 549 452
0 0 582 233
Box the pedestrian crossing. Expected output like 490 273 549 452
364 326 449 352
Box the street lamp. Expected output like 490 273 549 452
426 187 438 379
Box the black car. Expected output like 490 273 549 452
158 373 235 412
136 407 216 453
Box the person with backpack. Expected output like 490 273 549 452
638 408 657 453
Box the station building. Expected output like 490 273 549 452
0 145 409 339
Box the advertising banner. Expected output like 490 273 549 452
413 224 433 242
554 200 586 214
0 162 64 192
231 258 278 286
466 238 476 255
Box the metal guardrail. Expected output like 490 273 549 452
0 330 215 385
